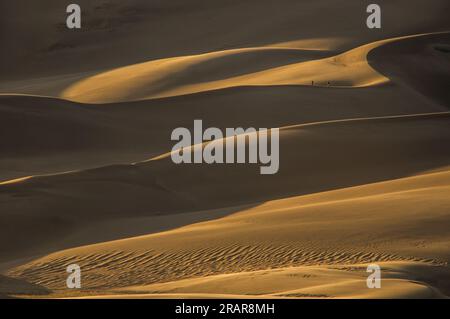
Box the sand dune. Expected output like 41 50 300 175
63 33 450 103
62 47 331 102
5 169 450 297
1 0 450 299
110 262 448 299
8 33 448 103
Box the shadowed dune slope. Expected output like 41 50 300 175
2 0 449 82
368 32 450 108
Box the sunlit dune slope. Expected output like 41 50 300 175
7 169 450 296
61 47 335 102
107 262 449 299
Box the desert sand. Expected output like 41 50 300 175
0 0 449 299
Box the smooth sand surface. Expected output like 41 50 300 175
0 1 449 298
